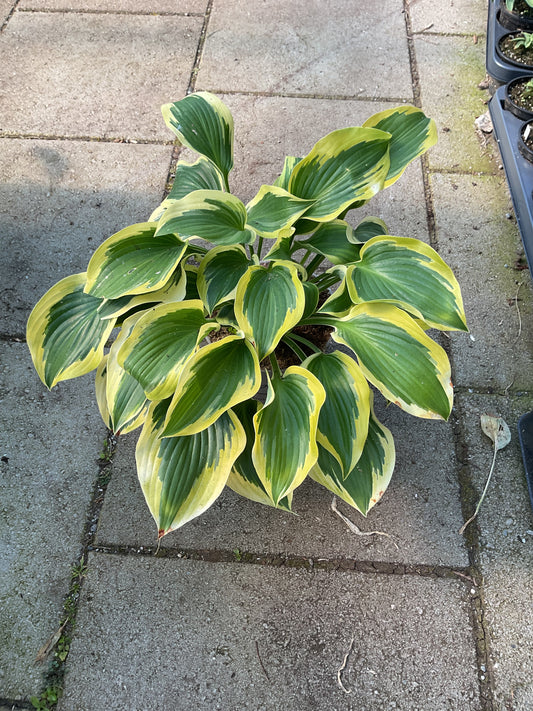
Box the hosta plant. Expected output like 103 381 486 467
27 93 467 539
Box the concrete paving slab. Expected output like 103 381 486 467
179 94 430 241
409 0 487 35
0 1 14 25
457 392 533 710
197 0 413 100
18 0 206 11
97 393 468 567
0 139 171 335
430 172 533 392
59 552 480 710
415 34 496 173
0 12 202 140
0 342 106 700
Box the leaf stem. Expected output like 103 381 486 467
257 235 264 260
305 254 325 277
459 444 498 535
287 332 322 354
269 353 282 379
281 336 307 362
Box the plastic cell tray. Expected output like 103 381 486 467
486 0 533 85
489 85 533 273
518 412 533 510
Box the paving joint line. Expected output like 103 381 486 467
0 132 173 145
451 392 498 710
409 30 487 40
17 7 204 17
24 432 118 709
0 698 32 710
192 87 413 104
405 2 496 707
89 542 474 578
160 0 214 201
0 0 21 32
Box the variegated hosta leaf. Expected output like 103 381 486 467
96 263 187 320
184 265 200 300
197 245 251 314
300 220 362 265
85 222 187 300
117 300 216 400
310 394 395 515
302 281 320 320
27 273 114 389
288 127 391 222
318 269 353 317
161 92 234 185
149 157 227 222
227 400 292 511
235 261 305 361
363 105 437 188
263 234 293 262
104 314 150 434
154 190 256 246
353 216 388 242
137 400 245 537
346 236 467 331
245 185 314 239
252 367 326 505
274 156 302 191
162 335 261 437
303 351 371 478
332 302 453 420
215 301 239 329
95 355 149 436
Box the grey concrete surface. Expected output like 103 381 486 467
0 12 202 140
2 0 533 708
18 0 207 11
431 172 533 392
415 34 497 173
97 395 468 567
0 139 171 334
59 554 480 711
197 0 413 99
458 393 533 711
409 0 487 35
0 342 107 699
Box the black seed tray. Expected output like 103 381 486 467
487 0 533 85
489 85 533 273
517 412 533 511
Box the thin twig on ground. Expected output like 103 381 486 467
337 634 355 694
255 640 270 682
331 498 399 549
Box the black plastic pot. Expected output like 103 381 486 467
517 411 533 511
518 119 533 160
504 74 533 118
487 1 533 87
489 85 533 273
499 0 533 31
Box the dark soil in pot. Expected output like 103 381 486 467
500 0 533 31
505 76 533 118
498 32 533 67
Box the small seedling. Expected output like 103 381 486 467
511 31 533 50
522 78 533 99
30 685 62 711
506 0 533 11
